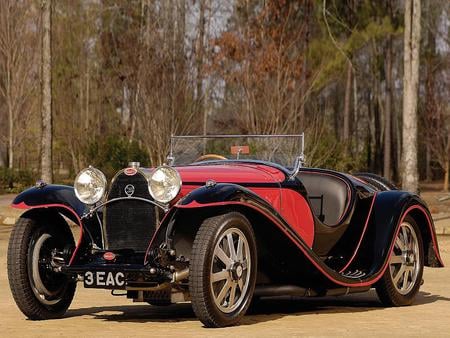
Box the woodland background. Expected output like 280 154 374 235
0 0 449 192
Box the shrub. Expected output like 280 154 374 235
0 167 36 193
86 136 149 178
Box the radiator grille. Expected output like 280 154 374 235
103 170 157 251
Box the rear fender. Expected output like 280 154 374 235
345 190 444 273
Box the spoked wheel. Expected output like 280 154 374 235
7 216 76 319
376 216 424 306
190 212 257 327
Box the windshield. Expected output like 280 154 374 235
168 134 304 168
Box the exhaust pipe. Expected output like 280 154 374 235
172 268 189 282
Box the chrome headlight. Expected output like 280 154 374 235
74 167 107 205
148 166 182 203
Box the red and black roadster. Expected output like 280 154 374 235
7 134 443 327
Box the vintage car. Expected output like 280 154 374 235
7 134 443 327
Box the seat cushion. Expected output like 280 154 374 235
297 171 349 226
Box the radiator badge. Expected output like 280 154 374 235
124 184 135 197
124 167 137 176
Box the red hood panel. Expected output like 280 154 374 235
175 164 286 184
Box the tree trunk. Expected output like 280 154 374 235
401 0 421 193
444 159 449 192
41 0 53 183
425 142 432 181
343 60 352 147
0 146 4 167
198 1 206 136
6 18 13 169
383 36 393 180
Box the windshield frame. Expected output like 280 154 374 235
167 134 305 178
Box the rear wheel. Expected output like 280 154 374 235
7 216 76 319
190 212 257 327
376 216 423 306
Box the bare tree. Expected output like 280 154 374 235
0 0 38 170
384 34 393 180
402 0 421 193
41 0 52 183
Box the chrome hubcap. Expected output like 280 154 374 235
210 228 251 313
389 222 420 295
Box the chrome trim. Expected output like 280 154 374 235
82 196 168 219
95 212 105 249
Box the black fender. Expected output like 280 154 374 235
12 184 87 224
11 185 91 265
344 190 444 274
146 183 443 289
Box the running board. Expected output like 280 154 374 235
254 285 371 298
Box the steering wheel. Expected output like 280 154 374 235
194 154 227 162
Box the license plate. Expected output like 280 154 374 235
83 271 126 289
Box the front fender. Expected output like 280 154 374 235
178 183 269 206
12 185 87 224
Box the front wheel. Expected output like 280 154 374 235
190 212 257 327
7 216 76 320
376 216 424 306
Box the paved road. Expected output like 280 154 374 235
0 225 449 337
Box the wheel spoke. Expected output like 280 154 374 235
393 265 405 285
227 233 236 260
402 227 408 247
395 237 404 251
211 269 229 283
229 283 237 307
390 254 403 264
237 278 244 291
402 268 410 290
215 246 232 266
216 279 232 305
236 237 243 261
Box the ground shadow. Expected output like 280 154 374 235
65 289 447 326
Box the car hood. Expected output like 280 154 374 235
175 163 286 184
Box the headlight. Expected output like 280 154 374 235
74 167 107 205
148 166 181 203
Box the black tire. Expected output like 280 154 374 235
146 288 172 306
375 216 424 306
190 212 257 327
7 216 77 320
354 172 397 191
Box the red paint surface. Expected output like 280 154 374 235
176 163 286 183
279 189 315 247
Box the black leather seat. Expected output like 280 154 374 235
296 171 350 226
